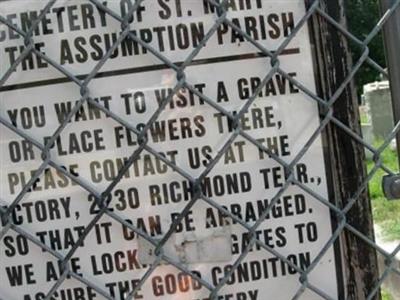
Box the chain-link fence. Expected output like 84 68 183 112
0 0 399 299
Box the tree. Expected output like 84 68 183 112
345 0 387 96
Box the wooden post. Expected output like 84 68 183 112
308 0 381 299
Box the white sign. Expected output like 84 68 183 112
0 1 339 299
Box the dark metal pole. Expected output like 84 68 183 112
379 0 400 200
380 0 400 166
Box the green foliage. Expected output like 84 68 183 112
345 0 386 95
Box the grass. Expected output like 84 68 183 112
367 140 400 241
382 289 394 300
366 142 399 300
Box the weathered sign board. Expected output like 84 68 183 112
0 1 339 299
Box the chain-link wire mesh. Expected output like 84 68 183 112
0 0 399 299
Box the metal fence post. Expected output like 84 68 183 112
380 1 400 157
380 0 400 200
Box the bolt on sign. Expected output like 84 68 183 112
0 1 339 299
